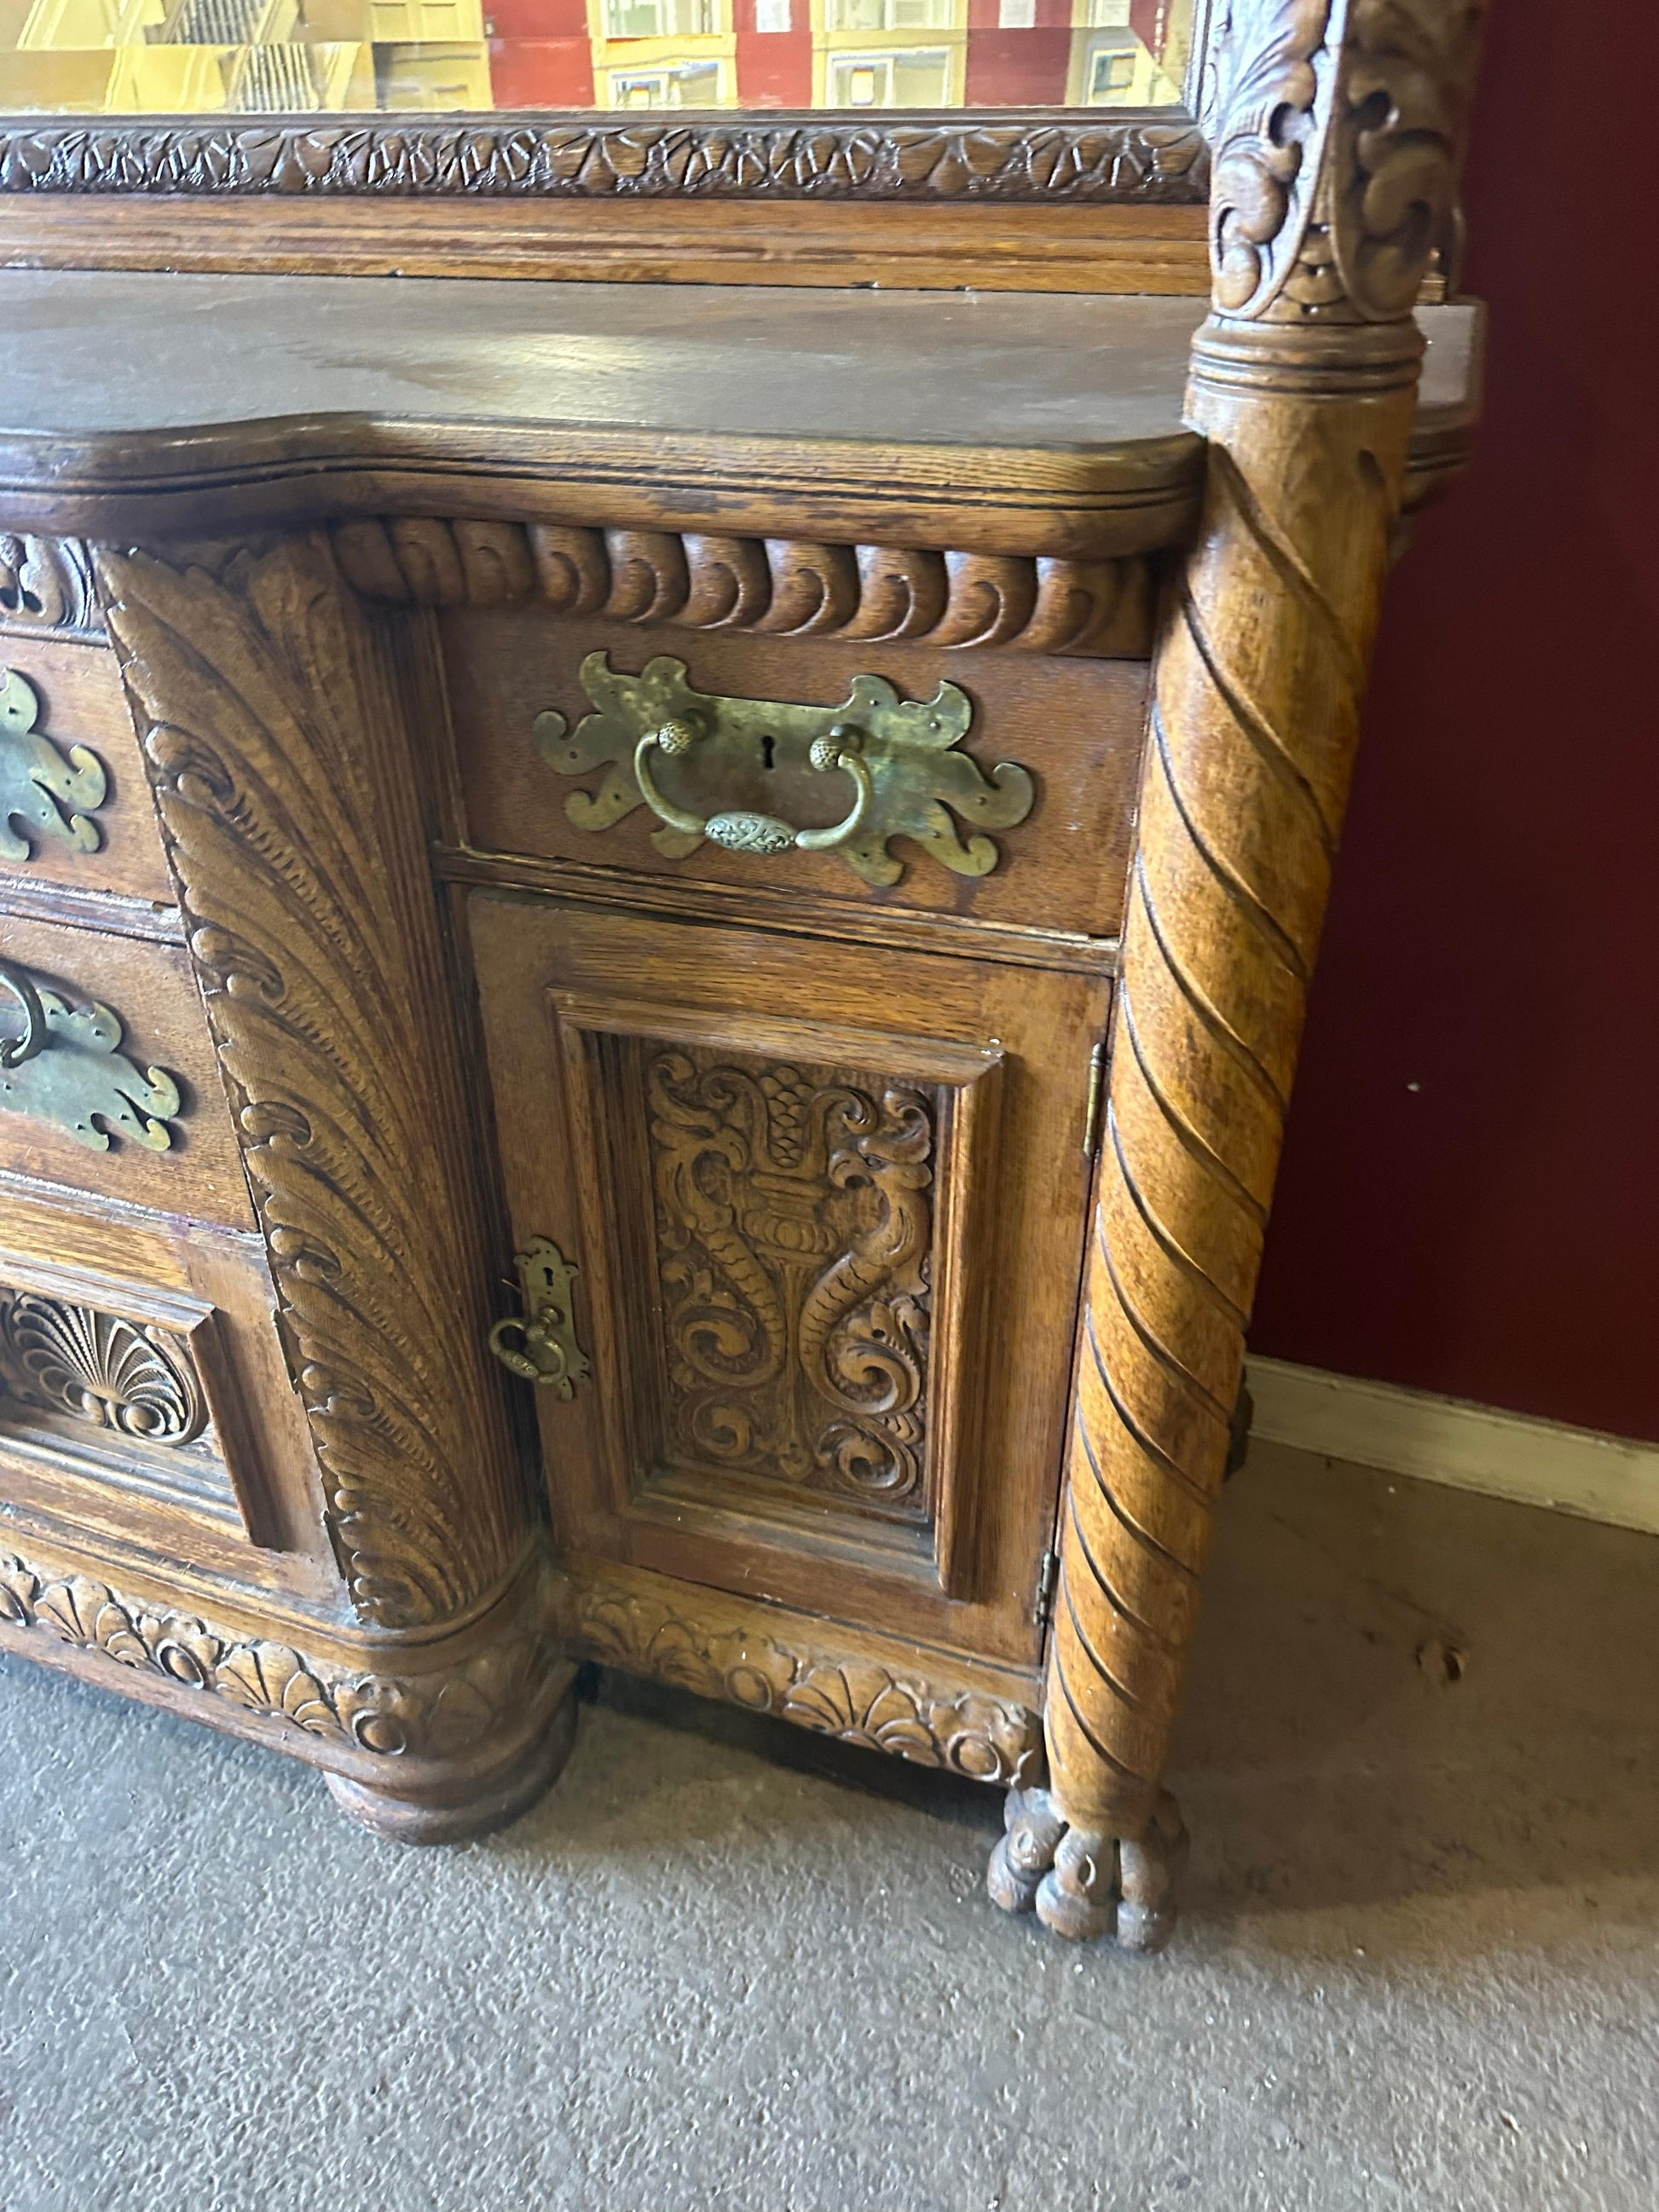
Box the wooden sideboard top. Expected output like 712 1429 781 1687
1 272 1479 557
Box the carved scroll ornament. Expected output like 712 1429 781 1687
1211 0 1486 325
0 536 101 639
646 1048 934 1516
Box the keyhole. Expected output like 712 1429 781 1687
760 733 777 771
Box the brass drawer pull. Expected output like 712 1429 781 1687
634 715 874 858
488 1238 591 1400
535 654 1034 888
0 667 109 866
0 960 45 1068
0 957 182 1153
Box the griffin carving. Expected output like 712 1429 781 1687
648 1047 934 1513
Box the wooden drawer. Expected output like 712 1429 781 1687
0 635 172 905
470 890 1108 1669
442 609 1149 946
0 1181 325 1573
0 909 252 1230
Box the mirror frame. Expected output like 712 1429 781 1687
0 0 1215 206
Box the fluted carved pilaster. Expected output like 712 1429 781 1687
991 0 1488 1949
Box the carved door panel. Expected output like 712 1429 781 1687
470 892 1108 1666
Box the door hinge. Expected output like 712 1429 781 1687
1033 1547 1061 1626
1081 1040 1107 1159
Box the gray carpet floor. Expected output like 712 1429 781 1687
2 1440 1655 2212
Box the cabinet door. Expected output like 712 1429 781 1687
470 893 1107 1666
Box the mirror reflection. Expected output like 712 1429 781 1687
0 0 1195 118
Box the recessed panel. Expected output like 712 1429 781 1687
575 1022 991 1555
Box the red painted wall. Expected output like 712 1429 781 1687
1250 1 1659 1440
964 0 1072 107
733 0 812 111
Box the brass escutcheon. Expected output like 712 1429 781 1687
488 1238 592 1400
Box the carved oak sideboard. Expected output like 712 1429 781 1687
0 0 1488 1948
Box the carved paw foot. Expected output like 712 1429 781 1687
986 1785 1188 1952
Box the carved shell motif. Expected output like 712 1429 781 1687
0 1292 207 1445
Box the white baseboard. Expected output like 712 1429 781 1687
1244 1355 1659 1539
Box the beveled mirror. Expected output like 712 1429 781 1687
2 0 1201 121
0 0 1217 240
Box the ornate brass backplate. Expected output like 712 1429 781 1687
0 960 182 1152
488 1238 592 1401
0 667 108 864
535 655 1035 887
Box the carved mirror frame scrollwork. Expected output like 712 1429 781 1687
0 3 1218 207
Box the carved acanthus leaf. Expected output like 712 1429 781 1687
1208 0 1487 323
1332 0 1488 318
0 118 1207 205
570 1578 1042 1787
1210 0 1340 316
98 537 523 1630
0 1547 559 1763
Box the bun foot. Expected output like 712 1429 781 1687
987 1784 1188 1952
324 1676 578 1844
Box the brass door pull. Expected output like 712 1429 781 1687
487 1238 591 1400
633 715 874 858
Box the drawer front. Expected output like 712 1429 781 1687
470 891 1108 1668
0 910 253 1230
0 635 172 905
445 609 1149 944
0 1183 326 1570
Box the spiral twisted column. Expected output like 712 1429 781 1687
993 321 1423 1946
986 0 1489 1949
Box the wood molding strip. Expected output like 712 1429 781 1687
0 114 1209 206
0 193 1213 297
0 873 184 944
0 1536 568 1767
564 1556 1043 1787
1246 1357 1659 1540
436 844 1120 979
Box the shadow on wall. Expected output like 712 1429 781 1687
1250 0 1659 1444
